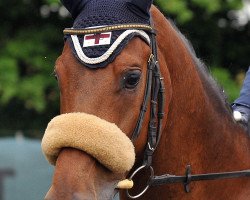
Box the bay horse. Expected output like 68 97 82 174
42 1 250 199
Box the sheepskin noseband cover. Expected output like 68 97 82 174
41 113 135 174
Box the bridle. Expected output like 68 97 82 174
126 18 250 199
63 18 250 199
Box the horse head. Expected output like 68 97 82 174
42 0 250 199
43 0 172 199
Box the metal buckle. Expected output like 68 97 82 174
126 165 154 199
147 142 155 151
148 54 154 63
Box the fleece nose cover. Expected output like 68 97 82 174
41 113 135 174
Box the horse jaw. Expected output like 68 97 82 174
44 148 123 200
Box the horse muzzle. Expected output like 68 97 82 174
41 112 135 174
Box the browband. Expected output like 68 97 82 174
63 24 153 35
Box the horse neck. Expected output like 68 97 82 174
152 8 250 175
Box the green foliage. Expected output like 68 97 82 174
155 0 193 23
0 58 18 104
0 0 68 114
0 27 59 112
211 67 241 103
155 0 243 23
45 0 60 4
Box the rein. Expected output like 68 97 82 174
150 165 250 192
63 19 250 199
127 165 250 199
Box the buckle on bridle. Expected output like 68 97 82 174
147 142 155 151
148 54 154 63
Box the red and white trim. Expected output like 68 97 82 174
71 29 150 65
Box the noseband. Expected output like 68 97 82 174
63 18 250 199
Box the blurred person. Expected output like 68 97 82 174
232 66 250 127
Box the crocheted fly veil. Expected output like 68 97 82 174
62 0 153 68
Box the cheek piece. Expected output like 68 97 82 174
41 112 135 174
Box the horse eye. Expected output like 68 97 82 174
123 70 141 89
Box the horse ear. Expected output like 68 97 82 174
127 0 153 19
60 0 88 19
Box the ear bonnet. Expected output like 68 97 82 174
62 0 153 68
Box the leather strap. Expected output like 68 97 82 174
131 54 154 141
142 17 165 167
150 165 250 193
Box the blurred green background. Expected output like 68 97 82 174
0 0 250 137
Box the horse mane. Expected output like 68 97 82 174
167 18 232 115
